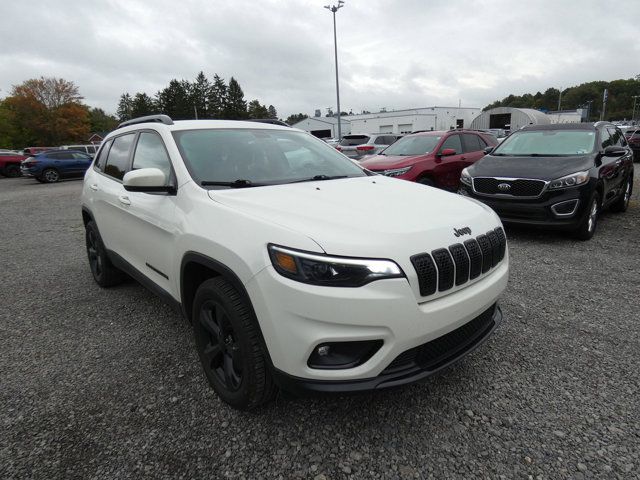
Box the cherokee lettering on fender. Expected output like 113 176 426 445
453 226 472 237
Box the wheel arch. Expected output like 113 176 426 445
180 252 254 324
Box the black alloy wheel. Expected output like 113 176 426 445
197 300 243 392
85 221 126 287
192 277 276 410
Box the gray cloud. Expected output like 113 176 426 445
1 0 638 118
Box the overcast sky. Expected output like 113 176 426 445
1 0 639 118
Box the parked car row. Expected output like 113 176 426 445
0 144 99 180
346 123 634 241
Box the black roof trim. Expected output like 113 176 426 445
117 114 174 129
245 118 291 127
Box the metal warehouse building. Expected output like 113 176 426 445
292 106 481 138
469 107 551 131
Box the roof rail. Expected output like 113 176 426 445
117 114 174 129
245 118 291 127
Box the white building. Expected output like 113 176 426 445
292 106 481 138
347 107 481 135
290 116 351 139
469 107 585 131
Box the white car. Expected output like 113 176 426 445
81 115 509 410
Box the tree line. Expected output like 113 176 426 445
484 76 640 121
117 71 278 123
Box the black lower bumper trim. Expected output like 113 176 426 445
272 304 502 396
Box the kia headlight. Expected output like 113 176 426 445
268 245 404 287
460 167 472 186
548 170 589 190
382 166 412 177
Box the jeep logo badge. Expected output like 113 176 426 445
453 227 472 237
498 182 511 192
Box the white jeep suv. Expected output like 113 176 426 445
81 115 509 410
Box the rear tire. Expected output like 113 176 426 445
192 277 276 410
85 221 126 287
4 164 21 177
610 174 633 213
574 192 600 241
41 168 60 183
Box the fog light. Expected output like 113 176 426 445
317 345 330 356
551 199 579 217
307 340 383 370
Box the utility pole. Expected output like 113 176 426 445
632 95 640 124
584 100 593 122
325 1 344 141
557 87 562 111
601 89 608 121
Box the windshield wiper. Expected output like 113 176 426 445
201 179 263 188
288 175 349 184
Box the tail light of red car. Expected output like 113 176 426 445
356 145 375 152
335 146 342 151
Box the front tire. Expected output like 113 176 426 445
85 221 126 287
418 177 434 187
574 192 600 241
192 277 276 410
41 168 60 183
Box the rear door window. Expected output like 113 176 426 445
94 140 113 171
104 134 135 181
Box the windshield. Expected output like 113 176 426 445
172 129 366 188
493 130 596 156
381 135 442 156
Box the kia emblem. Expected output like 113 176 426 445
498 182 511 192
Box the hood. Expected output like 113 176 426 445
208 176 500 260
359 154 424 171
469 154 593 180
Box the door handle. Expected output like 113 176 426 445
118 195 131 206
89 184 98 191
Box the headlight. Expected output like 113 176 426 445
548 170 590 190
268 244 404 287
460 167 472 186
382 166 412 177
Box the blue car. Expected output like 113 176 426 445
21 150 93 183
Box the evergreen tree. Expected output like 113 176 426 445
248 99 270 119
267 105 278 119
225 77 247 119
191 71 211 118
156 79 193 119
117 93 133 122
131 93 157 118
285 113 308 125
207 74 227 118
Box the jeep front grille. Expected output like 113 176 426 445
473 177 546 197
410 227 506 297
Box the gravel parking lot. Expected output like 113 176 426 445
1 176 639 479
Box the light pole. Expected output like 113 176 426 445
632 95 640 124
325 1 344 140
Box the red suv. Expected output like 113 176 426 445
360 130 498 190
624 128 639 161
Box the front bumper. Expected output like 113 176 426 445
460 183 591 229
272 304 502 395
245 260 508 384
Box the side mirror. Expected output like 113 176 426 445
439 148 456 157
483 146 494 154
123 168 175 194
603 145 626 156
